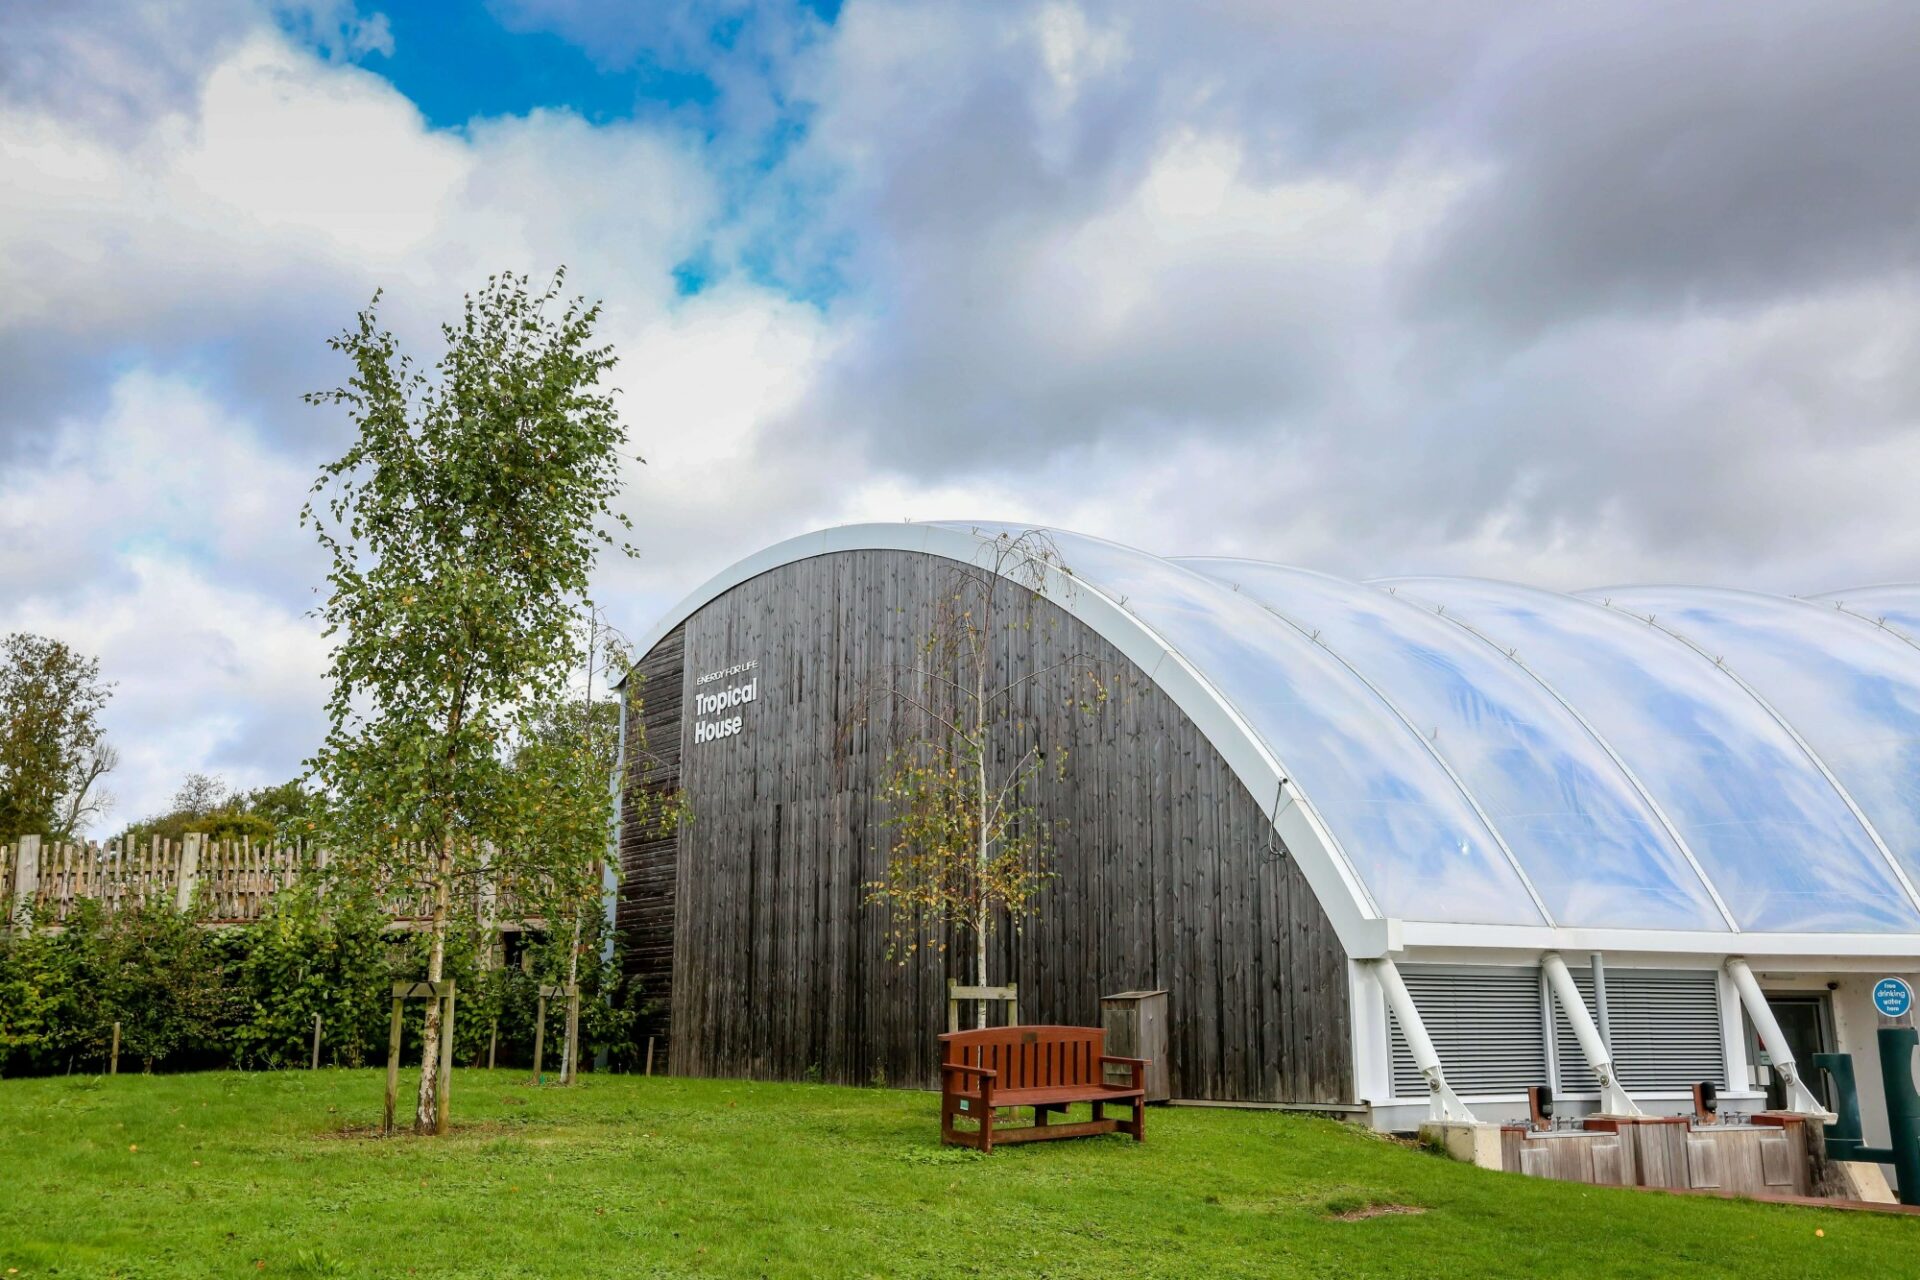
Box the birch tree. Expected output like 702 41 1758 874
303 269 633 1133
858 530 1110 1027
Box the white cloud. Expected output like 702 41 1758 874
3 550 332 831
177 38 467 261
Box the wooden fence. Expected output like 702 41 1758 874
0 833 542 932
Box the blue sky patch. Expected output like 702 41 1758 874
322 0 720 129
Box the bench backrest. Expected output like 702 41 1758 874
939 1025 1106 1091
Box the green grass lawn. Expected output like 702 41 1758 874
0 1070 1908 1279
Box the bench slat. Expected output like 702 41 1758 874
950 1084 1144 1106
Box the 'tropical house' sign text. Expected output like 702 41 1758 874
693 660 758 745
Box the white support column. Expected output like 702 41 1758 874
1373 957 1478 1123
1542 951 1643 1116
1725 957 1829 1116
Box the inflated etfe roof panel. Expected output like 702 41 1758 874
1589 587 1920 906
983 528 1544 927
1378 578 1920 934
1812 585 1920 646
1182 561 1728 932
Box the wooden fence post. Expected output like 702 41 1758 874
645 1036 655 1077
488 1018 498 1070
311 1013 323 1069
12 835 40 933
175 833 202 913
110 1020 120 1076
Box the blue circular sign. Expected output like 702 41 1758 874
1874 977 1913 1018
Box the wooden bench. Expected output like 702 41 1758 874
939 1025 1148 1151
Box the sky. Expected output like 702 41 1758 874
4 0 1920 831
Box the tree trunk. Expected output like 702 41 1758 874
415 834 453 1133
973 906 989 1029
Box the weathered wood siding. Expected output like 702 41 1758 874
622 549 1352 1104
618 623 685 1057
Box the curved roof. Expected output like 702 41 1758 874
632 523 1920 958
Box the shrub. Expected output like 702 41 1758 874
0 902 646 1077
222 883 395 1069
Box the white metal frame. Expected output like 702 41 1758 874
1372 957 1478 1122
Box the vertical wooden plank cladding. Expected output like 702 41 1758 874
618 623 684 1062
623 548 1353 1105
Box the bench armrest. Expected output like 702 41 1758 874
1100 1054 1148 1089
942 1062 998 1079
941 1061 996 1103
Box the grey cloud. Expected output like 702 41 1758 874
0 0 255 135
1413 1 1920 330
747 0 1920 591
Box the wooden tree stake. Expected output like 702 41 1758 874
384 980 456 1135
562 987 581 1086
531 992 548 1084
383 996 404 1134
311 1013 323 1070
436 985 455 1136
110 1020 120 1076
947 980 1018 1033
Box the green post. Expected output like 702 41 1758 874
1877 1027 1920 1205
1815 1028 1920 1205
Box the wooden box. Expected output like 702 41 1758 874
1101 989 1171 1103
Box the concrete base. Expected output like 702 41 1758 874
1419 1121 1504 1171
1834 1160 1897 1204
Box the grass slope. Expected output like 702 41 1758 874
0 1070 1907 1278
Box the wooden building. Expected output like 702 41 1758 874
616 522 1920 1139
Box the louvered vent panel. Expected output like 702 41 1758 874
1388 967 1548 1098
1551 968 1725 1093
